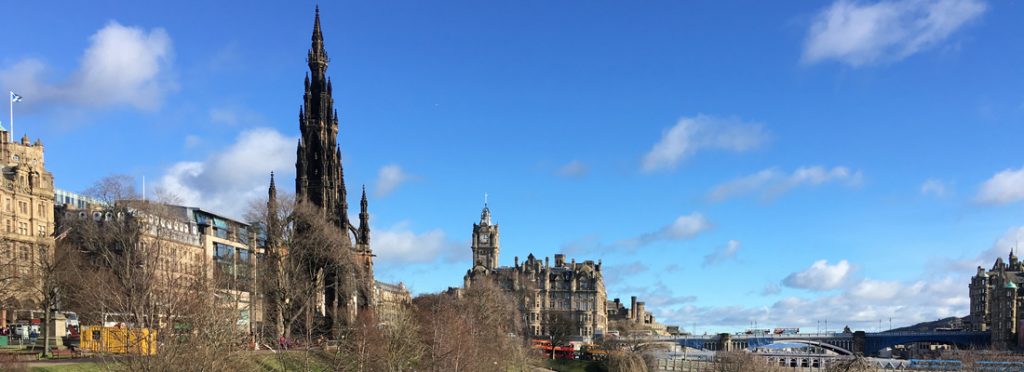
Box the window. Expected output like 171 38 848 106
237 248 251 263
18 201 27 214
5 219 9 233
214 243 234 259
18 222 28 235
37 224 46 236
37 203 44 218
4 198 10 212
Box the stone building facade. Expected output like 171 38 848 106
607 296 656 325
969 250 1024 349
293 6 375 333
373 280 411 326
463 204 608 340
0 132 54 307
57 201 259 328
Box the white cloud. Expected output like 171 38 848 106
708 166 863 202
664 214 713 239
783 259 853 291
568 213 713 253
657 274 966 331
621 213 713 248
976 166 1024 205
558 160 588 178
920 178 948 197
802 0 986 67
641 115 769 172
847 278 903 301
603 261 651 284
1 21 175 110
984 226 1024 263
375 164 412 197
158 128 296 219
703 240 741 267
373 221 464 264
611 281 697 308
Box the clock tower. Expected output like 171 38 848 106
471 201 500 270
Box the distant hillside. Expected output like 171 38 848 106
884 316 968 333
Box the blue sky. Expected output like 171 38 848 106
4 0 1024 332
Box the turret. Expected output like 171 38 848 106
480 204 492 226
358 185 370 245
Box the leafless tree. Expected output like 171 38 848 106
825 356 875 372
55 176 245 370
412 280 535 372
711 351 783 372
602 319 667 371
246 184 372 350
547 311 575 359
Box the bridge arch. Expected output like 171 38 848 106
751 339 854 356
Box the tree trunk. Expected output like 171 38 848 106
43 307 51 358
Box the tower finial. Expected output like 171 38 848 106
480 195 492 226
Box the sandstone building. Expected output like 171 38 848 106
57 201 259 328
969 250 1024 349
607 296 656 325
373 280 412 326
463 203 607 340
0 132 54 308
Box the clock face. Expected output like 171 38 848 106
479 233 489 243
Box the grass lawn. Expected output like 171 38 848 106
247 350 337 371
18 350 336 372
544 359 609 372
30 364 105 372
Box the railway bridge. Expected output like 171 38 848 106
646 331 990 357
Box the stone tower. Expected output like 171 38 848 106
295 6 349 232
292 6 373 335
471 202 500 270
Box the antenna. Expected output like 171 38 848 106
484 192 488 207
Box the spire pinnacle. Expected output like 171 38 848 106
268 171 278 201
308 5 328 72
313 5 323 44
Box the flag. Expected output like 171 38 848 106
10 92 23 103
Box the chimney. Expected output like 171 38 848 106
630 296 638 321
554 254 565 267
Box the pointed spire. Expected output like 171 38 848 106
360 185 368 212
269 171 277 197
267 171 280 249
358 184 370 245
313 5 323 45
307 5 329 74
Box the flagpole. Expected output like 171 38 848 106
8 92 12 143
